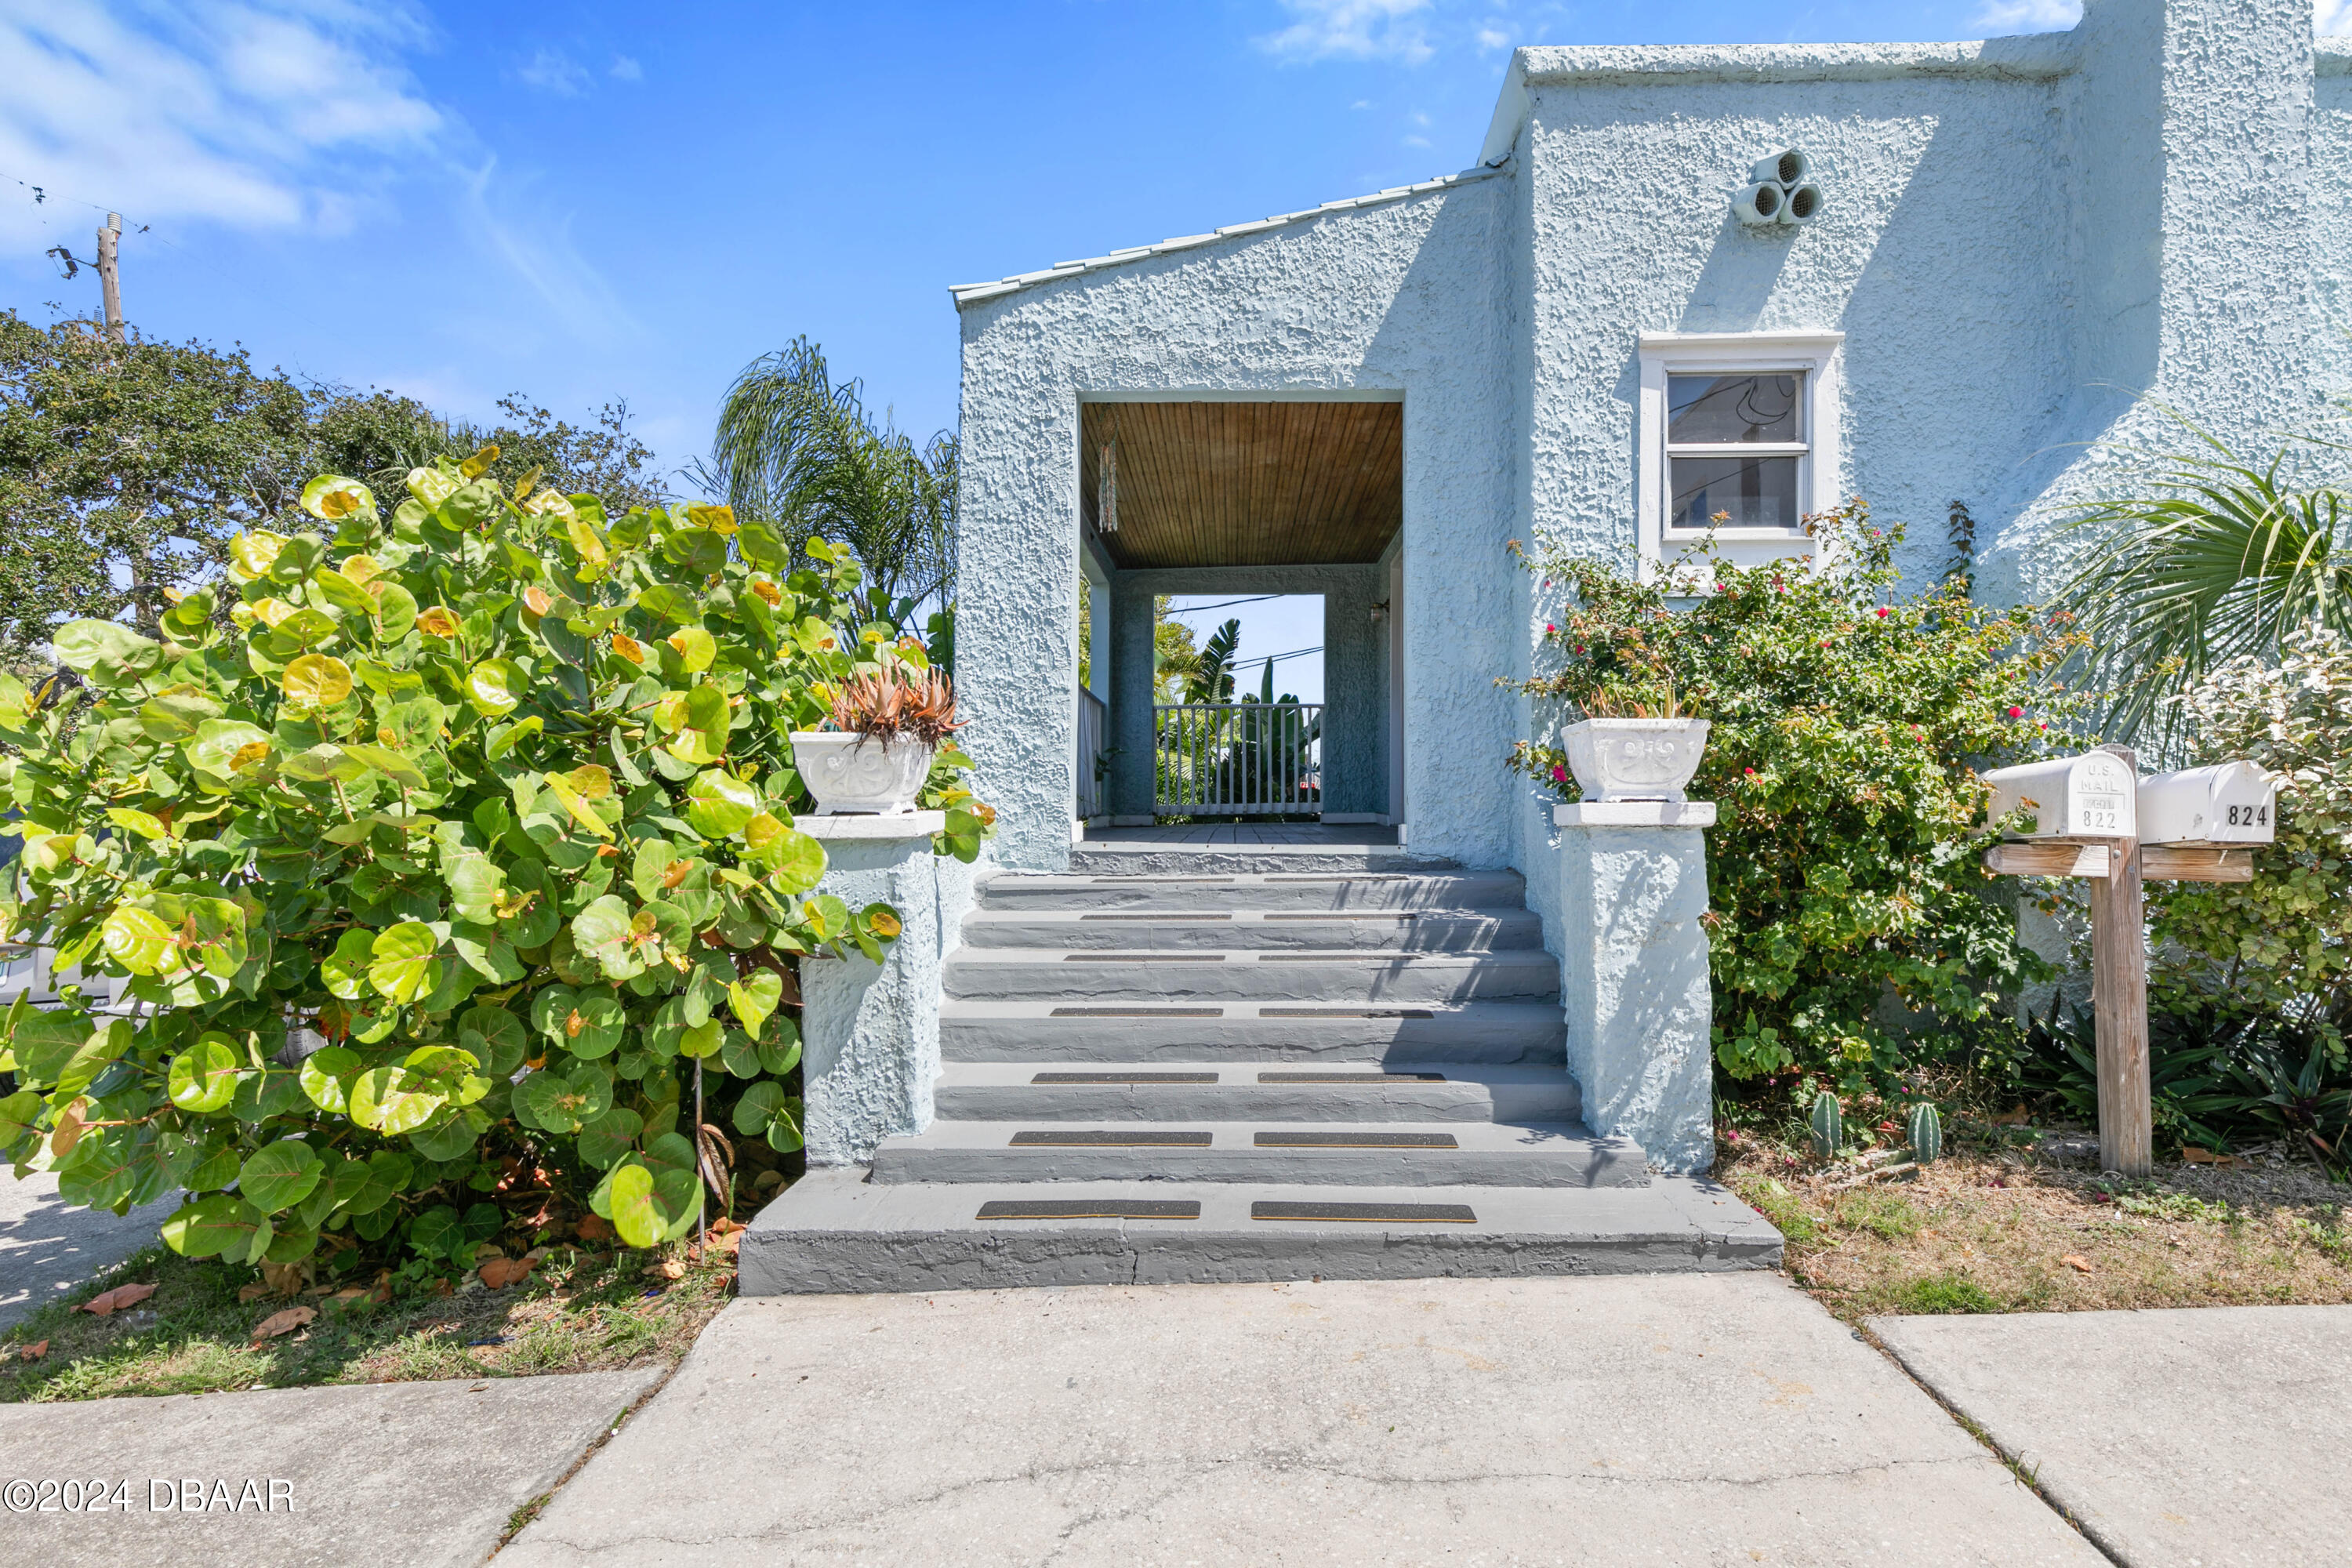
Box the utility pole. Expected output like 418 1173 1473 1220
96 212 123 344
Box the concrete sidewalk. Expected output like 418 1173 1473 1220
505 1274 2100 1566
0 1367 662 1568
1873 1304 2352 1568
1 1173 176 1335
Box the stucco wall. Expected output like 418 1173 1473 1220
957 180 1517 873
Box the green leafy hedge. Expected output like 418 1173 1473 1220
1506 505 2085 1092
0 457 983 1275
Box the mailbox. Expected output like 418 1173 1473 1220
2137 761 2277 845
1982 751 2136 838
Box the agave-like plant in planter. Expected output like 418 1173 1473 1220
791 656 987 857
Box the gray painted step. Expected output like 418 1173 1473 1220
932 1061 1580 1123
942 948 1562 1004
940 999 1568 1065
870 1120 1646 1188
741 1169 1782 1294
959 908 1544 952
1065 847 1450 876
978 870 1530 913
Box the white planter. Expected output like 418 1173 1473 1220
789 732 935 815
1562 718 1711 803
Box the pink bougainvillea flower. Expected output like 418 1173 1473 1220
1549 764 1569 783
1876 607 1890 619
2007 706 2025 719
1545 623 1556 633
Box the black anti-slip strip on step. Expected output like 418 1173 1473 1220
1062 953 1225 962
1049 1007 1225 1018
1011 1130 1214 1147
979 1200 1202 1221
1265 875 1410 883
1031 1071 1219 1084
1250 1200 1476 1224
1261 912 1417 921
1257 953 1436 962
1253 1131 1459 1149
1090 877 1235 884
1259 1007 1436 1019
1079 913 1231 921
1256 1071 1447 1083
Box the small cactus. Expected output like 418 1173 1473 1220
1808 1091 1842 1160
1908 1102 1944 1165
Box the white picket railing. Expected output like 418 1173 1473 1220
1153 702 1323 817
1076 687 1108 819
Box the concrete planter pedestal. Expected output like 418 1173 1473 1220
1552 800 1717 1173
794 812 973 1166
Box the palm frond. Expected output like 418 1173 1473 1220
2057 420 2350 750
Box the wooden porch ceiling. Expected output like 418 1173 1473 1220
1080 401 1403 568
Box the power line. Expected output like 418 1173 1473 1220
1163 593 1287 615
1221 644 1322 669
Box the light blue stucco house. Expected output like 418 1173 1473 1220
744 0 2347 1293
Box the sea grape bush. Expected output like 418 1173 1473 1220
0 455 986 1276
1505 503 2087 1094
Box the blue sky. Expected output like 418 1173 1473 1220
0 0 2178 693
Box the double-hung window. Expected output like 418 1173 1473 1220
1635 332 1842 581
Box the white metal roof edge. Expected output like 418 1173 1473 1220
947 164 1506 310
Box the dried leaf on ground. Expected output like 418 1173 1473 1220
576 1214 615 1243
1992 1105 2031 1126
79 1283 157 1316
238 1283 274 1303
2182 1148 2248 1167
16 1341 46 1361
479 1256 539 1290
2061 1254 2095 1274
261 1262 306 1296
250 1306 317 1342
711 1217 745 1236
654 1257 687 1281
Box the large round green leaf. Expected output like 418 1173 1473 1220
466 658 524 716
367 921 441 1004
161 1193 266 1259
101 906 180 975
238 1140 324 1214
571 895 645 982
518 1069 598 1134
281 653 353 708
458 1005 528 1077
349 1063 445 1135
607 1162 661 1247
298 1045 361 1112
731 1080 788 1138
728 970 783 1035
53 619 162 687
577 1106 644 1169
168 1037 242 1113
684 769 758 838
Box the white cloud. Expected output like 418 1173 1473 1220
1256 0 1433 64
609 54 642 81
459 157 638 345
517 45 589 96
2322 0 2352 37
1973 0 2078 29
0 0 441 243
1475 26 1510 51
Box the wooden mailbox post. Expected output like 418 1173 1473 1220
1980 747 2271 1178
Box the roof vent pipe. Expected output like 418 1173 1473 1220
1735 148 1822 230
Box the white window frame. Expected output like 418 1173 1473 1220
1635 331 1844 583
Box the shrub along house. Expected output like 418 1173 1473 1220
741 0 2350 1292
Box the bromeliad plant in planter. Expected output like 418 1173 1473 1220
1558 682 1711 803
1503 503 2087 1095
791 656 964 816
0 456 988 1283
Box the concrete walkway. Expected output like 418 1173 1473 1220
0 1173 176 1335
0 1367 662 1567
505 1274 2100 1566
1873 1305 2352 1568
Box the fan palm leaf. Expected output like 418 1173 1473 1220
2057 422 2350 750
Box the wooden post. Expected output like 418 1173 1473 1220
2088 829 2151 1176
96 213 124 345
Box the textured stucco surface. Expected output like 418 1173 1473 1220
1555 824 1715 1174
799 838 972 1166
958 175 1515 873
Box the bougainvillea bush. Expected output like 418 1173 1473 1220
1506 504 2089 1095
0 456 986 1280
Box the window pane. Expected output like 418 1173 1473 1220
1670 455 1800 530
1667 374 1801 445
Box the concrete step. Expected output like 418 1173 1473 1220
958 907 1545 953
869 1120 1646 1188
978 869 1530 913
741 1168 1784 1294
931 1061 1580 1123
1065 846 1451 876
939 999 1568 1065
941 948 1562 1004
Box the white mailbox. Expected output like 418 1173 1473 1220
2137 762 2277 845
1982 751 2137 838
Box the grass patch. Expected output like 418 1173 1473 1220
1722 1124 2352 1323
0 1236 739 1404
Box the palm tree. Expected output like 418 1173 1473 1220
2058 420 2349 750
701 338 958 628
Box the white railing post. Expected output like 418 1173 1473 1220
1149 702 1323 817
